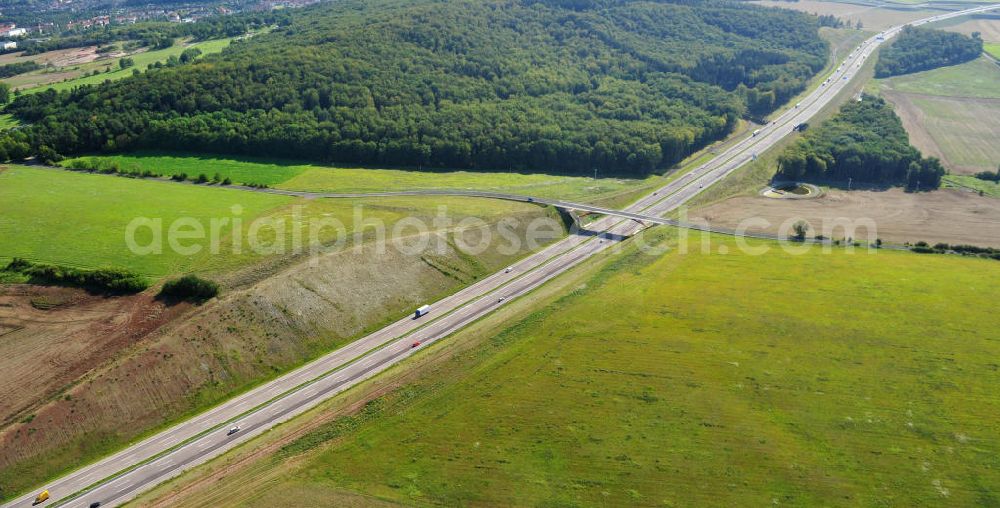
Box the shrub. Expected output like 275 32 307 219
195 173 209 184
67 159 93 171
97 161 120 174
37 145 63 165
792 221 809 241
179 48 202 63
170 172 187 181
5 258 32 272
158 274 219 303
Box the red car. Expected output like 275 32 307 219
411 341 421 348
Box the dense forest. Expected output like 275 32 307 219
875 26 983 78
1 0 829 176
775 96 944 190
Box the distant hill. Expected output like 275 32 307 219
3 0 828 175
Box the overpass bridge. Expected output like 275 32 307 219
252 186 817 243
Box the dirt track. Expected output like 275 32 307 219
690 188 1000 247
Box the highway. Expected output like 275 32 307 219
6 5 998 507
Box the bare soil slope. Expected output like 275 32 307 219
0 287 185 428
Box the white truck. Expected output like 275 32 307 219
414 304 431 318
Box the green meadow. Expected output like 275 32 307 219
0 165 546 277
0 165 290 275
172 231 1000 507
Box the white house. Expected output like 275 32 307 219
2 41 16 51
6 27 25 37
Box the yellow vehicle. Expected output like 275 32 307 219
33 490 50 504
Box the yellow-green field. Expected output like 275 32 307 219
133 230 1000 507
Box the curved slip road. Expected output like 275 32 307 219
6 5 998 506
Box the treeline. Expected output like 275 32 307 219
0 61 42 78
2 258 148 295
975 167 1000 182
63 158 256 186
875 26 983 78
776 96 944 190
816 14 844 28
0 0 828 177
20 11 288 55
911 242 1000 261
